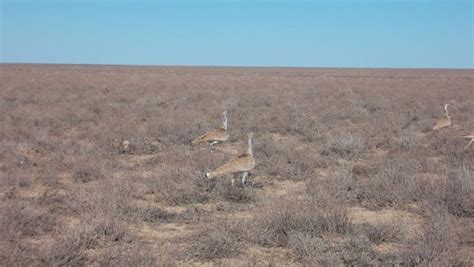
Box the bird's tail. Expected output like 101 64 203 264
205 164 235 179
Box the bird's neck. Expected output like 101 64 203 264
223 116 228 131
247 137 253 155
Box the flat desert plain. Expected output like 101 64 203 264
1 64 473 265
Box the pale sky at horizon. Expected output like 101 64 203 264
1 0 473 68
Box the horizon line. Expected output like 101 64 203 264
1 62 473 71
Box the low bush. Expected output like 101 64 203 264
248 199 352 247
189 220 242 260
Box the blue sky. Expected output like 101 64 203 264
1 0 472 68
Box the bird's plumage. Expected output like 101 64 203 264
433 116 451 130
206 133 255 179
461 131 474 139
192 111 229 146
460 131 474 148
205 152 255 179
192 128 229 145
433 104 451 131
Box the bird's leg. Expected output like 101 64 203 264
209 141 218 152
210 141 220 151
232 172 241 187
241 172 248 186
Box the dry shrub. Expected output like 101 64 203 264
95 243 176 266
189 220 242 261
306 163 355 208
356 158 420 209
288 233 332 264
3 168 32 188
174 205 209 222
48 217 128 266
358 157 474 218
444 164 474 217
38 189 76 215
339 236 377 266
326 132 365 157
151 168 209 205
122 206 176 223
392 129 422 152
48 229 88 266
0 200 55 238
0 200 54 266
396 213 466 266
71 156 106 183
248 199 352 247
150 115 199 145
361 222 401 245
144 148 226 205
288 229 383 265
67 176 137 224
258 140 319 180
211 177 256 203
39 173 60 187
139 207 176 223
0 241 45 267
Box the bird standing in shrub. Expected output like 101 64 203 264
459 131 474 149
433 104 451 131
206 133 255 186
192 111 229 149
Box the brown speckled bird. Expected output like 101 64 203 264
206 133 255 186
192 111 229 148
460 131 474 148
433 104 451 131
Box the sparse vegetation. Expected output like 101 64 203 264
189 220 243 260
0 65 473 265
